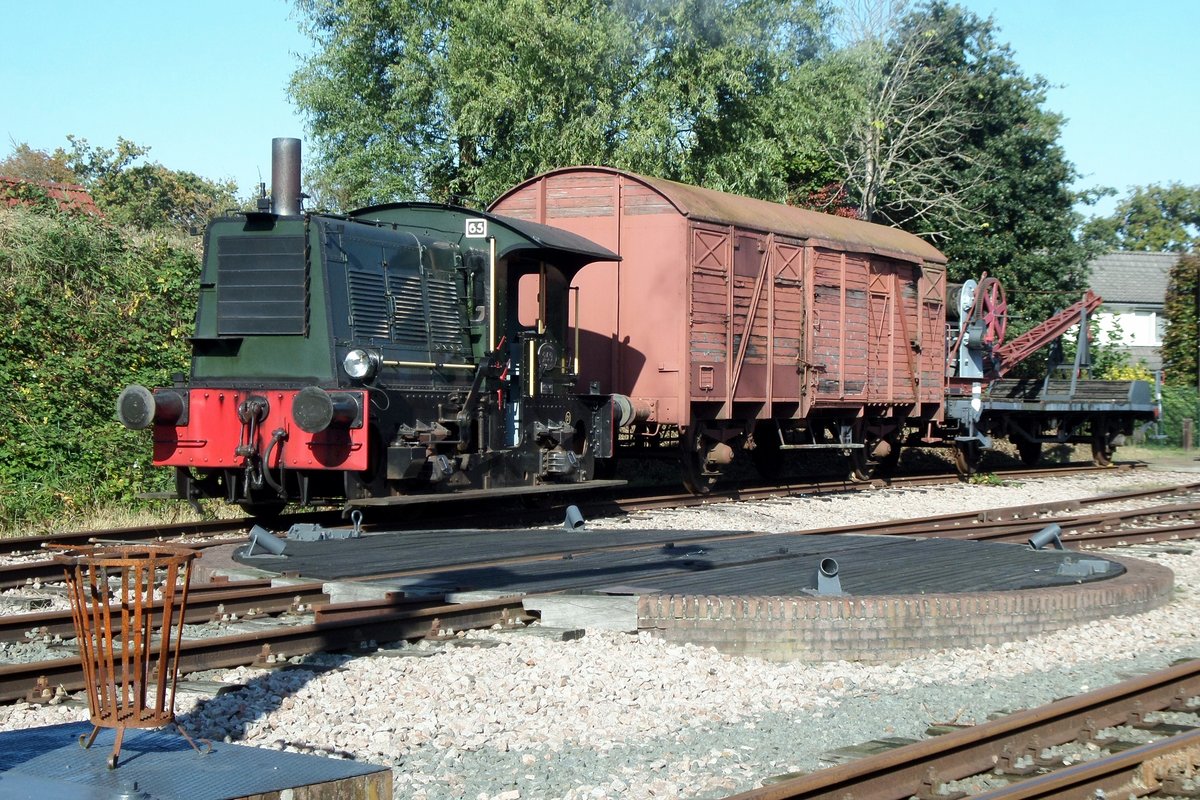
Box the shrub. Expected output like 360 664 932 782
0 206 198 528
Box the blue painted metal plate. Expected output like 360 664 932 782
0 722 387 800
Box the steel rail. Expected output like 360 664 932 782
0 579 328 643
968 727 1200 800
0 595 528 703
605 464 1147 516
724 658 1200 800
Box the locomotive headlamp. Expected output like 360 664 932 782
343 349 379 381
537 341 559 371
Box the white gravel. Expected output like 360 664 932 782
4 467 1200 800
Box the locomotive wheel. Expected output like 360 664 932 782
680 428 718 495
1015 438 1042 467
954 441 982 479
238 499 287 519
1092 420 1116 467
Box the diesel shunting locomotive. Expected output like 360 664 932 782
117 139 635 515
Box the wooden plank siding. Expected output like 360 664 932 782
809 249 870 404
492 167 950 430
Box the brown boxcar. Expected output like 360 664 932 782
492 167 950 487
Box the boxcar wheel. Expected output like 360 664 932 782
847 446 872 483
873 439 902 479
1015 438 1042 467
680 428 717 495
750 427 784 479
954 441 981 479
1092 419 1115 467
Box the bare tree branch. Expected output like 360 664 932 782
824 8 987 236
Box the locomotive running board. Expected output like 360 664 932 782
344 479 627 509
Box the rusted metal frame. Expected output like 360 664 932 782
967 727 1200 800
165 558 192 722
730 233 775 402
725 659 1200 800
126 561 143 721
95 564 117 722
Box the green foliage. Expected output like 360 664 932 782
64 136 239 232
1101 361 1154 382
884 2 1090 341
0 205 198 528
0 143 78 184
1162 254 1200 387
290 0 827 208
1083 183 1200 253
1151 385 1199 448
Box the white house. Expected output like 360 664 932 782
1088 251 1180 372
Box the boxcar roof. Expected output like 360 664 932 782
494 166 947 266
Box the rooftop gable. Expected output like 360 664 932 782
1088 251 1180 306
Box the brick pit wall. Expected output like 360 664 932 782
636 556 1175 663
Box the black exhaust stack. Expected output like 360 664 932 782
271 137 303 216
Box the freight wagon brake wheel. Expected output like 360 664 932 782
972 276 1008 346
680 428 718 495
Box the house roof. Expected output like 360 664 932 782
0 176 101 215
1088 251 1180 306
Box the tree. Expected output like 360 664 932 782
290 0 828 208
882 2 1091 337
64 136 239 232
0 142 78 185
1161 254 1200 387
819 1 980 228
1083 183 1200 253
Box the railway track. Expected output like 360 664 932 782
0 473 1195 708
0 461 1135 592
0 463 1193 799
3 593 529 704
731 658 1200 800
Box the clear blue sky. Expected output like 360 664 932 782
2 1 1196 217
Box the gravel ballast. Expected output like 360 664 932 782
4 467 1200 799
